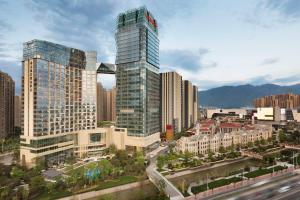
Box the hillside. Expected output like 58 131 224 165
199 84 300 108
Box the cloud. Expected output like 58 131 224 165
243 0 300 28
26 0 124 62
264 0 300 20
260 57 279 65
273 74 300 84
160 48 217 72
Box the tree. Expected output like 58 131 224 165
208 149 214 160
279 130 287 143
30 176 46 194
254 140 260 147
247 141 254 148
98 159 112 178
46 182 55 194
168 143 176 154
10 166 25 180
157 156 165 171
0 186 10 200
293 130 300 144
260 138 266 145
219 146 226 154
20 186 29 200
183 150 192 165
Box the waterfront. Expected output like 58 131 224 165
85 158 263 200
169 158 263 190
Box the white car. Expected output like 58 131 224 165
278 186 291 193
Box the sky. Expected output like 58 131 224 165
0 0 300 94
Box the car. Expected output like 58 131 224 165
278 186 291 193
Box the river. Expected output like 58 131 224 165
88 158 263 200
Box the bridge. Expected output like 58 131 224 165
283 144 300 150
241 150 263 160
97 63 116 74
146 146 184 200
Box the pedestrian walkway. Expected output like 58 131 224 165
146 146 184 200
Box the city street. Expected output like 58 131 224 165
209 173 300 200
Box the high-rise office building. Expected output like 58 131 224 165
20 40 97 167
160 72 182 133
97 82 105 121
182 80 198 129
0 71 15 138
183 80 193 129
193 85 198 123
15 95 21 128
97 84 116 122
105 87 116 122
115 7 160 150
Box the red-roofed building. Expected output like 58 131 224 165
219 123 242 133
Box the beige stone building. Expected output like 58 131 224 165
160 72 182 133
0 71 15 138
176 124 272 155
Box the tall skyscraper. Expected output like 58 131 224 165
193 85 199 123
115 7 160 149
105 87 116 122
20 40 97 167
183 80 193 129
14 95 21 128
0 71 15 138
97 82 105 121
160 72 182 133
182 80 198 129
97 84 116 122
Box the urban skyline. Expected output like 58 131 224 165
1 0 300 93
1 2 300 200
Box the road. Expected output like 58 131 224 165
146 146 184 200
209 173 300 200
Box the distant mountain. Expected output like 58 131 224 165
199 84 300 108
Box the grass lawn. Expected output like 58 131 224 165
244 166 286 178
65 164 85 175
75 175 139 194
191 177 242 194
34 175 140 200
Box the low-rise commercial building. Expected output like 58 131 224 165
176 124 272 155
206 108 248 119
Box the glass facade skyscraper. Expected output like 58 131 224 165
20 40 97 167
115 7 160 140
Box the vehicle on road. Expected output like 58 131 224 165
278 186 291 193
